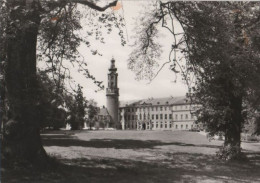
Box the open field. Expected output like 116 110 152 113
2 130 260 183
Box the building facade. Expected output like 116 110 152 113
103 57 198 131
119 97 199 131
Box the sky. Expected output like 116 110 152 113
74 1 188 107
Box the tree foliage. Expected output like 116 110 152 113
37 71 68 130
0 0 121 165
129 1 260 160
67 85 87 130
86 99 98 130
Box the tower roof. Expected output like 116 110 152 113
109 57 117 72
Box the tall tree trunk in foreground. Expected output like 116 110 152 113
219 95 243 160
2 0 47 165
2 0 118 165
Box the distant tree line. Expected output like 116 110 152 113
37 71 98 131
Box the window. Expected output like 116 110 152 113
156 122 158 128
144 114 146 120
160 106 163 111
156 107 158 111
152 123 154 128
191 124 193 128
152 114 154 120
128 115 131 120
169 123 172 128
186 124 188 129
165 106 167 111
156 114 159 119
151 107 154 111
185 114 188 119
132 115 135 120
181 114 183 120
160 114 163 119
139 114 142 120
160 122 163 128
169 114 172 119
165 123 167 128
181 125 183 129
175 114 178 120
176 125 178 129
132 108 135 112
165 114 167 119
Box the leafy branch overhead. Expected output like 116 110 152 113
129 1 260 160
0 0 124 165
2 0 125 93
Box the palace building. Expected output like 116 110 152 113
119 97 198 131
102 58 198 131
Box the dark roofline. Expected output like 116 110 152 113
119 96 192 108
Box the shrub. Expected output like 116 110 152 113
216 145 246 161
247 136 259 142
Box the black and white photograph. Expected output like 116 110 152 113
0 0 260 182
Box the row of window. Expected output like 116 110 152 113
124 123 136 129
126 122 196 130
125 113 195 121
125 105 195 113
152 123 194 129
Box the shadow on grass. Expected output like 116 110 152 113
41 134 220 149
2 152 260 183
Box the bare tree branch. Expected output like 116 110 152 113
43 0 118 12
71 0 118 12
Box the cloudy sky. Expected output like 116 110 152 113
74 1 188 106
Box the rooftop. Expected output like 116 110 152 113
119 96 190 108
98 107 110 116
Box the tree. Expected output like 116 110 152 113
68 85 86 130
129 1 260 160
37 71 67 130
0 0 119 165
87 99 98 130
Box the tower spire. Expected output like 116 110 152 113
109 57 117 71
106 57 119 129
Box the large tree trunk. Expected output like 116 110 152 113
221 95 243 160
2 0 47 165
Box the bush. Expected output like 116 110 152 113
247 136 259 142
241 134 259 142
216 145 246 161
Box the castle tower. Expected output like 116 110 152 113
106 58 119 129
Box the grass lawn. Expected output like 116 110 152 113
2 130 260 183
